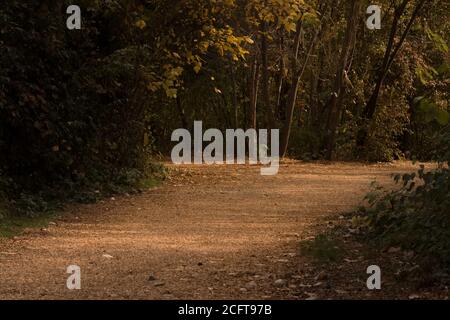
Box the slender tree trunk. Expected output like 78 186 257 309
323 0 361 160
280 15 323 158
309 60 320 128
276 33 286 121
248 57 260 129
359 0 428 147
364 0 427 119
176 96 188 129
231 65 239 128
363 0 409 120
260 22 275 129
278 18 303 158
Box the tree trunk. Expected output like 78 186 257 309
276 33 286 121
279 18 303 158
323 0 361 160
363 0 409 120
260 22 275 129
359 0 428 147
231 65 239 128
248 57 260 129
279 9 326 158
176 96 188 129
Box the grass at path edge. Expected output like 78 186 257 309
0 171 165 238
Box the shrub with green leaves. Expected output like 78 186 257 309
357 163 450 269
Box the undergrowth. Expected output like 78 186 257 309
300 233 346 264
354 165 450 270
0 162 166 237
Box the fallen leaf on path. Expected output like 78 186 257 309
335 289 348 294
344 258 360 263
315 271 328 281
274 279 287 287
313 282 324 287
305 292 318 300
153 281 165 287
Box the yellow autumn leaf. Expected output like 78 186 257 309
285 21 297 33
165 88 178 98
193 62 202 74
135 19 146 30
243 36 254 44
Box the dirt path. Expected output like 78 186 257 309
0 161 420 299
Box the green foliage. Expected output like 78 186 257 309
0 1 180 216
357 165 450 269
365 100 410 162
425 27 449 54
0 0 449 227
415 98 449 126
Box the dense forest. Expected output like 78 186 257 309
0 0 450 299
1 1 449 194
